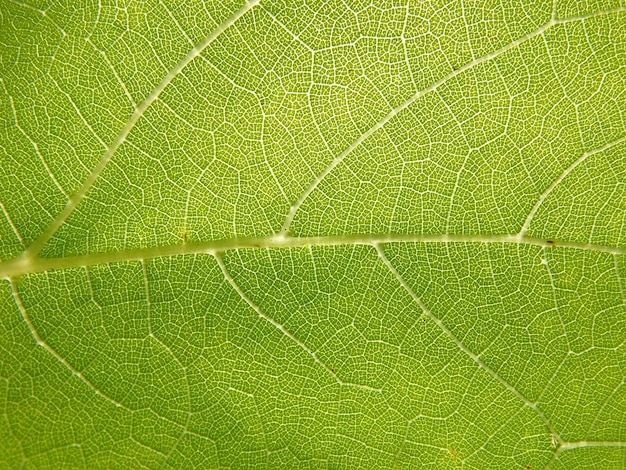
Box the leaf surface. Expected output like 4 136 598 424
1 0 625 468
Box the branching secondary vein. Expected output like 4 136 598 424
279 6 626 235
373 244 565 445
214 252 382 393
519 135 626 236
21 0 261 259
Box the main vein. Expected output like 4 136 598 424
1 233 623 279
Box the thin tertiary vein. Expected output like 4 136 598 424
214 252 381 392
9 278 129 411
0 202 25 248
280 7 626 234
0 233 623 279
1 79 69 198
21 0 260 259
373 244 564 444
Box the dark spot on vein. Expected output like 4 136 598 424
546 239 555 246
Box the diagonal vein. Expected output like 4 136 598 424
280 6 626 235
0 202 25 249
9 278 130 411
373 243 564 444
1 79 69 199
280 20 555 235
9 275 204 436
21 0 260 259
519 135 626 236
214 252 382 393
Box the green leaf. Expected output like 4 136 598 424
1 0 625 468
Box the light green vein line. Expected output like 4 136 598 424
519 135 626 236
0 202 25 249
9 278 129 411
1 79 69 199
21 0 260 259
279 17 551 234
373 244 564 445
560 441 626 449
545 440 626 469
1 233 623 279
280 6 626 235
214 252 382 393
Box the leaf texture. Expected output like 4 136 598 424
1 0 625 468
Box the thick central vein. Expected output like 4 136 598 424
1 233 623 279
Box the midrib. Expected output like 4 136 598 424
1 233 624 278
